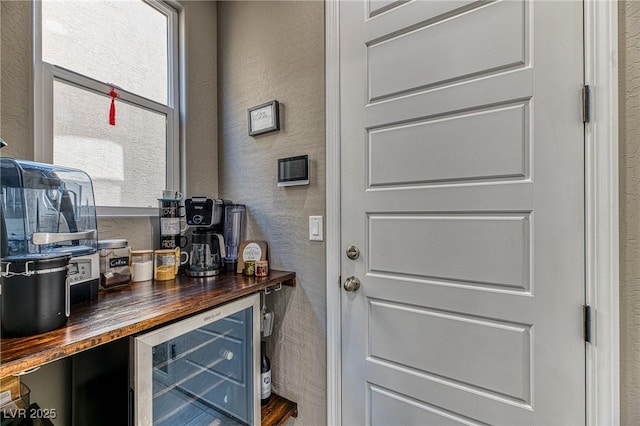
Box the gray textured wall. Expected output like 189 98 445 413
619 3 640 424
217 1 326 424
183 0 219 199
1 0 33 160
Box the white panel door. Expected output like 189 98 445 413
339 1 585 425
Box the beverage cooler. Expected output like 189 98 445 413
131 294 260 425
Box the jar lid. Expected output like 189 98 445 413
154 249 176 254
131 249 154 255
98 239 129 249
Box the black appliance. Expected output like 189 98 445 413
184 197 228 277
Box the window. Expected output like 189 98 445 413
35 0 180 216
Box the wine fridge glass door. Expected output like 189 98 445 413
132 294 260 426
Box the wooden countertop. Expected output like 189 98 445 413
0 270 296 378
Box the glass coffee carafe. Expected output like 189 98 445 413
187 230 224 277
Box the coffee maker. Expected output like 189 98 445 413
184 197 227 277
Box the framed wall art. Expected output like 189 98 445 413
248 100 280 136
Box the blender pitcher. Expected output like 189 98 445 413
223 204 245 272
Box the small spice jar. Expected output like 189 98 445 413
255 260 269 277
98 239 131 289
243 260 255 276
131 250 154 282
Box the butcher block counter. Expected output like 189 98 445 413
0 270 297 424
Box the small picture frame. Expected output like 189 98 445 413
248 100 280 136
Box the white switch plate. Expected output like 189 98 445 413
309 216 324 241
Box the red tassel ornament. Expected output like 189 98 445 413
108 88 118 126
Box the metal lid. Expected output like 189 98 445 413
98 239 129 249
1 253 71 274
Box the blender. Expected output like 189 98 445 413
184 197 227 277
223 204 246 272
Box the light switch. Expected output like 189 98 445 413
309 216 323 241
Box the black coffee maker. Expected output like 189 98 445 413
184 197 227 277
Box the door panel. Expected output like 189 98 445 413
369 300 531 402
340 0 585 424
368 214 530 289
368 104 529 186
367 0 525 101
369 385 481 426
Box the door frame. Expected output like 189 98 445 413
324 1 620 425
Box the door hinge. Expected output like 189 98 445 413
584 305 592 343
582 85 591 124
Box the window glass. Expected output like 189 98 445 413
53 80 166 209
42 0 168 105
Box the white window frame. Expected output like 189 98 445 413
33 0 181 217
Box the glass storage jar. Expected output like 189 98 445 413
131 250 154 282
154 248 179 281
98 239 131 289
